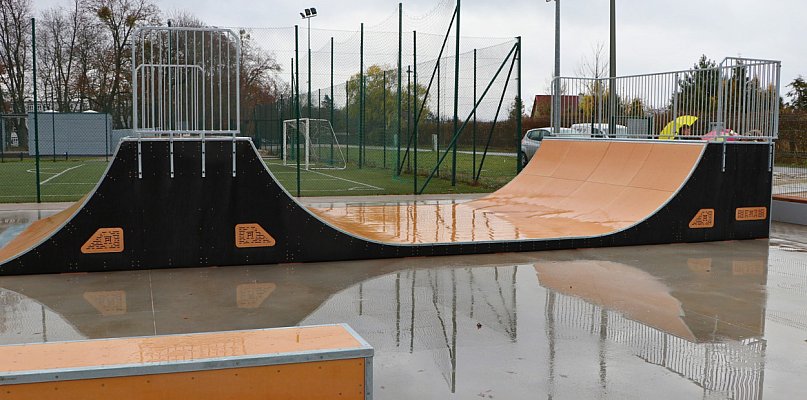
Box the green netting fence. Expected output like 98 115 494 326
3 1 523 202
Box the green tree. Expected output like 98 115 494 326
507 96 524 122
345 64 430 146
787 76 807 111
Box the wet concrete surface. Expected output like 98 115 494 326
0 212 806 398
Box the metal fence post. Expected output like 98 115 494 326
516 36 523 173
32 17 41 203
295 25 301 197
279 95 284 159
451 0 460 186
105 112 110 162
413 31 418 195
396 3 402 177
359 23 364 168
383 70 387 168
672 72 679 137
406 66 411 173
330 37 334 128
1 115 5 163
330 37 335 165
345 80 349 163
437 61 440 175
472 48 477 179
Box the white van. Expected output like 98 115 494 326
570 123 628 138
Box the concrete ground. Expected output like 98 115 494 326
0 207 806 398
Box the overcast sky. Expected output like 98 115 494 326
36 0 804 108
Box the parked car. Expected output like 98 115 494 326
520 127 576 166
570 123 628 138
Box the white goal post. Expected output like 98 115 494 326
282 118 346 170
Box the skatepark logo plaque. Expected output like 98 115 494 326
735 207 767 221
235 224 276 248
81 228 124 254
689 209 715 229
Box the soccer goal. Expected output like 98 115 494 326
282 118 346 170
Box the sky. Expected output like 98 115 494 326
35 0 805 110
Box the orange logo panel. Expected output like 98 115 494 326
689 209 715 229
81 228 124 254
235 223 276 248
736 207 767 221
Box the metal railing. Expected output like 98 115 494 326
551 57 781 142
131 27 241 178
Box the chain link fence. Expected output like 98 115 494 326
241 3 522 198
2 1 522 203
774 113 807 200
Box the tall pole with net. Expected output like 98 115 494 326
295 25 301 197
396 3 402 177
451 0 460 186
31 18 41 203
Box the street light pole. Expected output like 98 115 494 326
608 0 616 136
549 0 561 133
300 8 318 119
307 17 311 118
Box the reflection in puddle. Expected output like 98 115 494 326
0 234 803 398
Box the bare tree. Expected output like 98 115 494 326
576 42 609 79
72 12 101 112
0 0 32 147
38 1 83 111
83 0 160 127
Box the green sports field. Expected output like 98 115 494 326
0 149 517 203
0 158 111 203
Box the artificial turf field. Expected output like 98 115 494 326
0 149 518 203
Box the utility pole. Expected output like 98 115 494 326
550 0 561 133
608 0 617 136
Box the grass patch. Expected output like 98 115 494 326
0 158 109 203
0 148 515 202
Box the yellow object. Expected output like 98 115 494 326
659 116 698 140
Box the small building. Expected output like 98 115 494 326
530 94 580 120
26 112 120 156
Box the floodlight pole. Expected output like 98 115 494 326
451 0 460 186
550 0 561 133
301 9 317 119
608 0 616 136
308 17 311 119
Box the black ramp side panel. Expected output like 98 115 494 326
0 139 772 276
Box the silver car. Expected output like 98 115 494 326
520 127 576 166
520 128 547 166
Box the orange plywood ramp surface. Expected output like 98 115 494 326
0 325 371 400
0 325 360 373
312 140 705 244
0 198 85 264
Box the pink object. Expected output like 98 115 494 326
701 129 738 142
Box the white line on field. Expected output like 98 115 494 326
265 162 383 191
40 164 85 185
305 169 383 190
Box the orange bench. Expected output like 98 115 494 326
0 324 373 399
